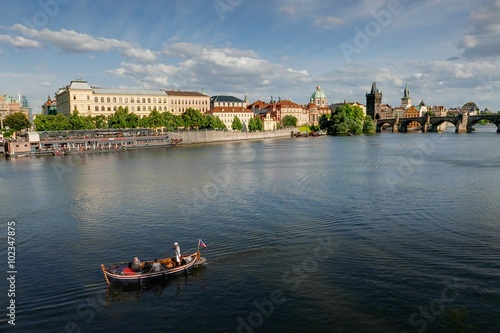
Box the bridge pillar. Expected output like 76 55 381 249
456 113 468 133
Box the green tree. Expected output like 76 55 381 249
182 108 205 128
248 116 263 131
50 114 71 130
363 115 376 133
69 110 90 130
34 114 51 131
147 109 164 129
319 114 330 130
328 104 364 135
232 116 243 131
205 115 226 130
4 112 30 131
92 115 108 129
125 113 139 128
282 115 298 127
108 107 129 129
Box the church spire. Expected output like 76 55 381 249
403 84 410 98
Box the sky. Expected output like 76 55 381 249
1 0 500 114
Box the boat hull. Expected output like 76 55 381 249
101 252 205 287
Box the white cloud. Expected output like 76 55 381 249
0 34 41 48
313 16 344 29
9 24 155 62
458 0 500 59
39 81 52 87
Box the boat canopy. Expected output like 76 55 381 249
27 132 40 143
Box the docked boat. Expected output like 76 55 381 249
101 251 206 287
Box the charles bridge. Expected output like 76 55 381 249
376 113 500 133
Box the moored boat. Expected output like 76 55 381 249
101 251 206 287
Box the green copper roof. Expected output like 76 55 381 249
311 85 327 99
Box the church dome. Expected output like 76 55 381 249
462 101 479 111
311 85 327 100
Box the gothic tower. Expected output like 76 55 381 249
366 82 382 120
401 84 412 109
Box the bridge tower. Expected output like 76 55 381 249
366 82 382 120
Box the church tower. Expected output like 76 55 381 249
401 84 412 109
366 82 382 120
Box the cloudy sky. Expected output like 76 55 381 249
1 0 499 113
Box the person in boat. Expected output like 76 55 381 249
131 257 142 272
174 242 181 266
149 258 163 272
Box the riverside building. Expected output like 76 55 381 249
55 80 209 117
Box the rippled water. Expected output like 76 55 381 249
1 126 500 332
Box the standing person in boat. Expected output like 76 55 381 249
149 258 163 272
173 242 181 266
131 257 142 272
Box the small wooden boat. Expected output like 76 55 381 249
101 251 206 287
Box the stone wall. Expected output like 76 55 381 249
168 129 297 144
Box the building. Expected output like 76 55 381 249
0 95 30 129
166 89 210 115
55 79 210 117
366 82 382 120
205 106 254 131
42 94 57 115
401 84 412 109
210 95 248 109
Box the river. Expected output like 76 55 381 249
1 126 499 333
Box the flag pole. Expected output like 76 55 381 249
197 239 201 260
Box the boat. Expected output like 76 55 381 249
101 250 207 287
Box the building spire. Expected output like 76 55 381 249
404 84 410 98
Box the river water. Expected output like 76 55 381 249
1 126 499 333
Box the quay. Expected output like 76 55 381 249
2 128 295 158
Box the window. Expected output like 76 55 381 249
113 97 117 103
113 106 117 111
107 107 111 111
107 97 111 103
73 95 76 100
148 98 151 103
142 98 146 103
131 98 134 103
124 97 128 103
95 106 99 111
153 98 156 103
163 98 167 103
148 106 151 111
101 106 105 111
74 105 77 110
131 106 135 112
88 105 90 111
87 96 90 100
137 106 141 111
101 97 104 103
94 97 98 102
158 98 161 103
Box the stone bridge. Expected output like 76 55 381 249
376 114 500 133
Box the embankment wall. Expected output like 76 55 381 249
169 129 297 144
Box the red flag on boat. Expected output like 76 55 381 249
199 239 207 248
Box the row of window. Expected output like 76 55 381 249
93 106 169 112
93 97 168 104
90 97 210 105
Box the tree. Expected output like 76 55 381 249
328 104 364 135
92 115 108 129
69 110 94 130
4 112 30 131
282 115 298 127
50 114 71 130
363 115 376 133
319 114 330 130
108 107 129 129
248 116 263 131
232 116 243 131
182 108 205 129
34 114 51 131
205 115 226 130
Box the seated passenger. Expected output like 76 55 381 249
131 257 142 272
149 258 163 272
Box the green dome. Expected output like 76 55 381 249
311 85 327 100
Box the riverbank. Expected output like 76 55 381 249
1 128 297 157
168 128 296 145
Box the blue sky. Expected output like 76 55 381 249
1 0 499 113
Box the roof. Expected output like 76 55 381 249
206 106 253 114
166 90 207 97
93 89 167 96
69 80 92 90
311 85 327 99
210 95 244 103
